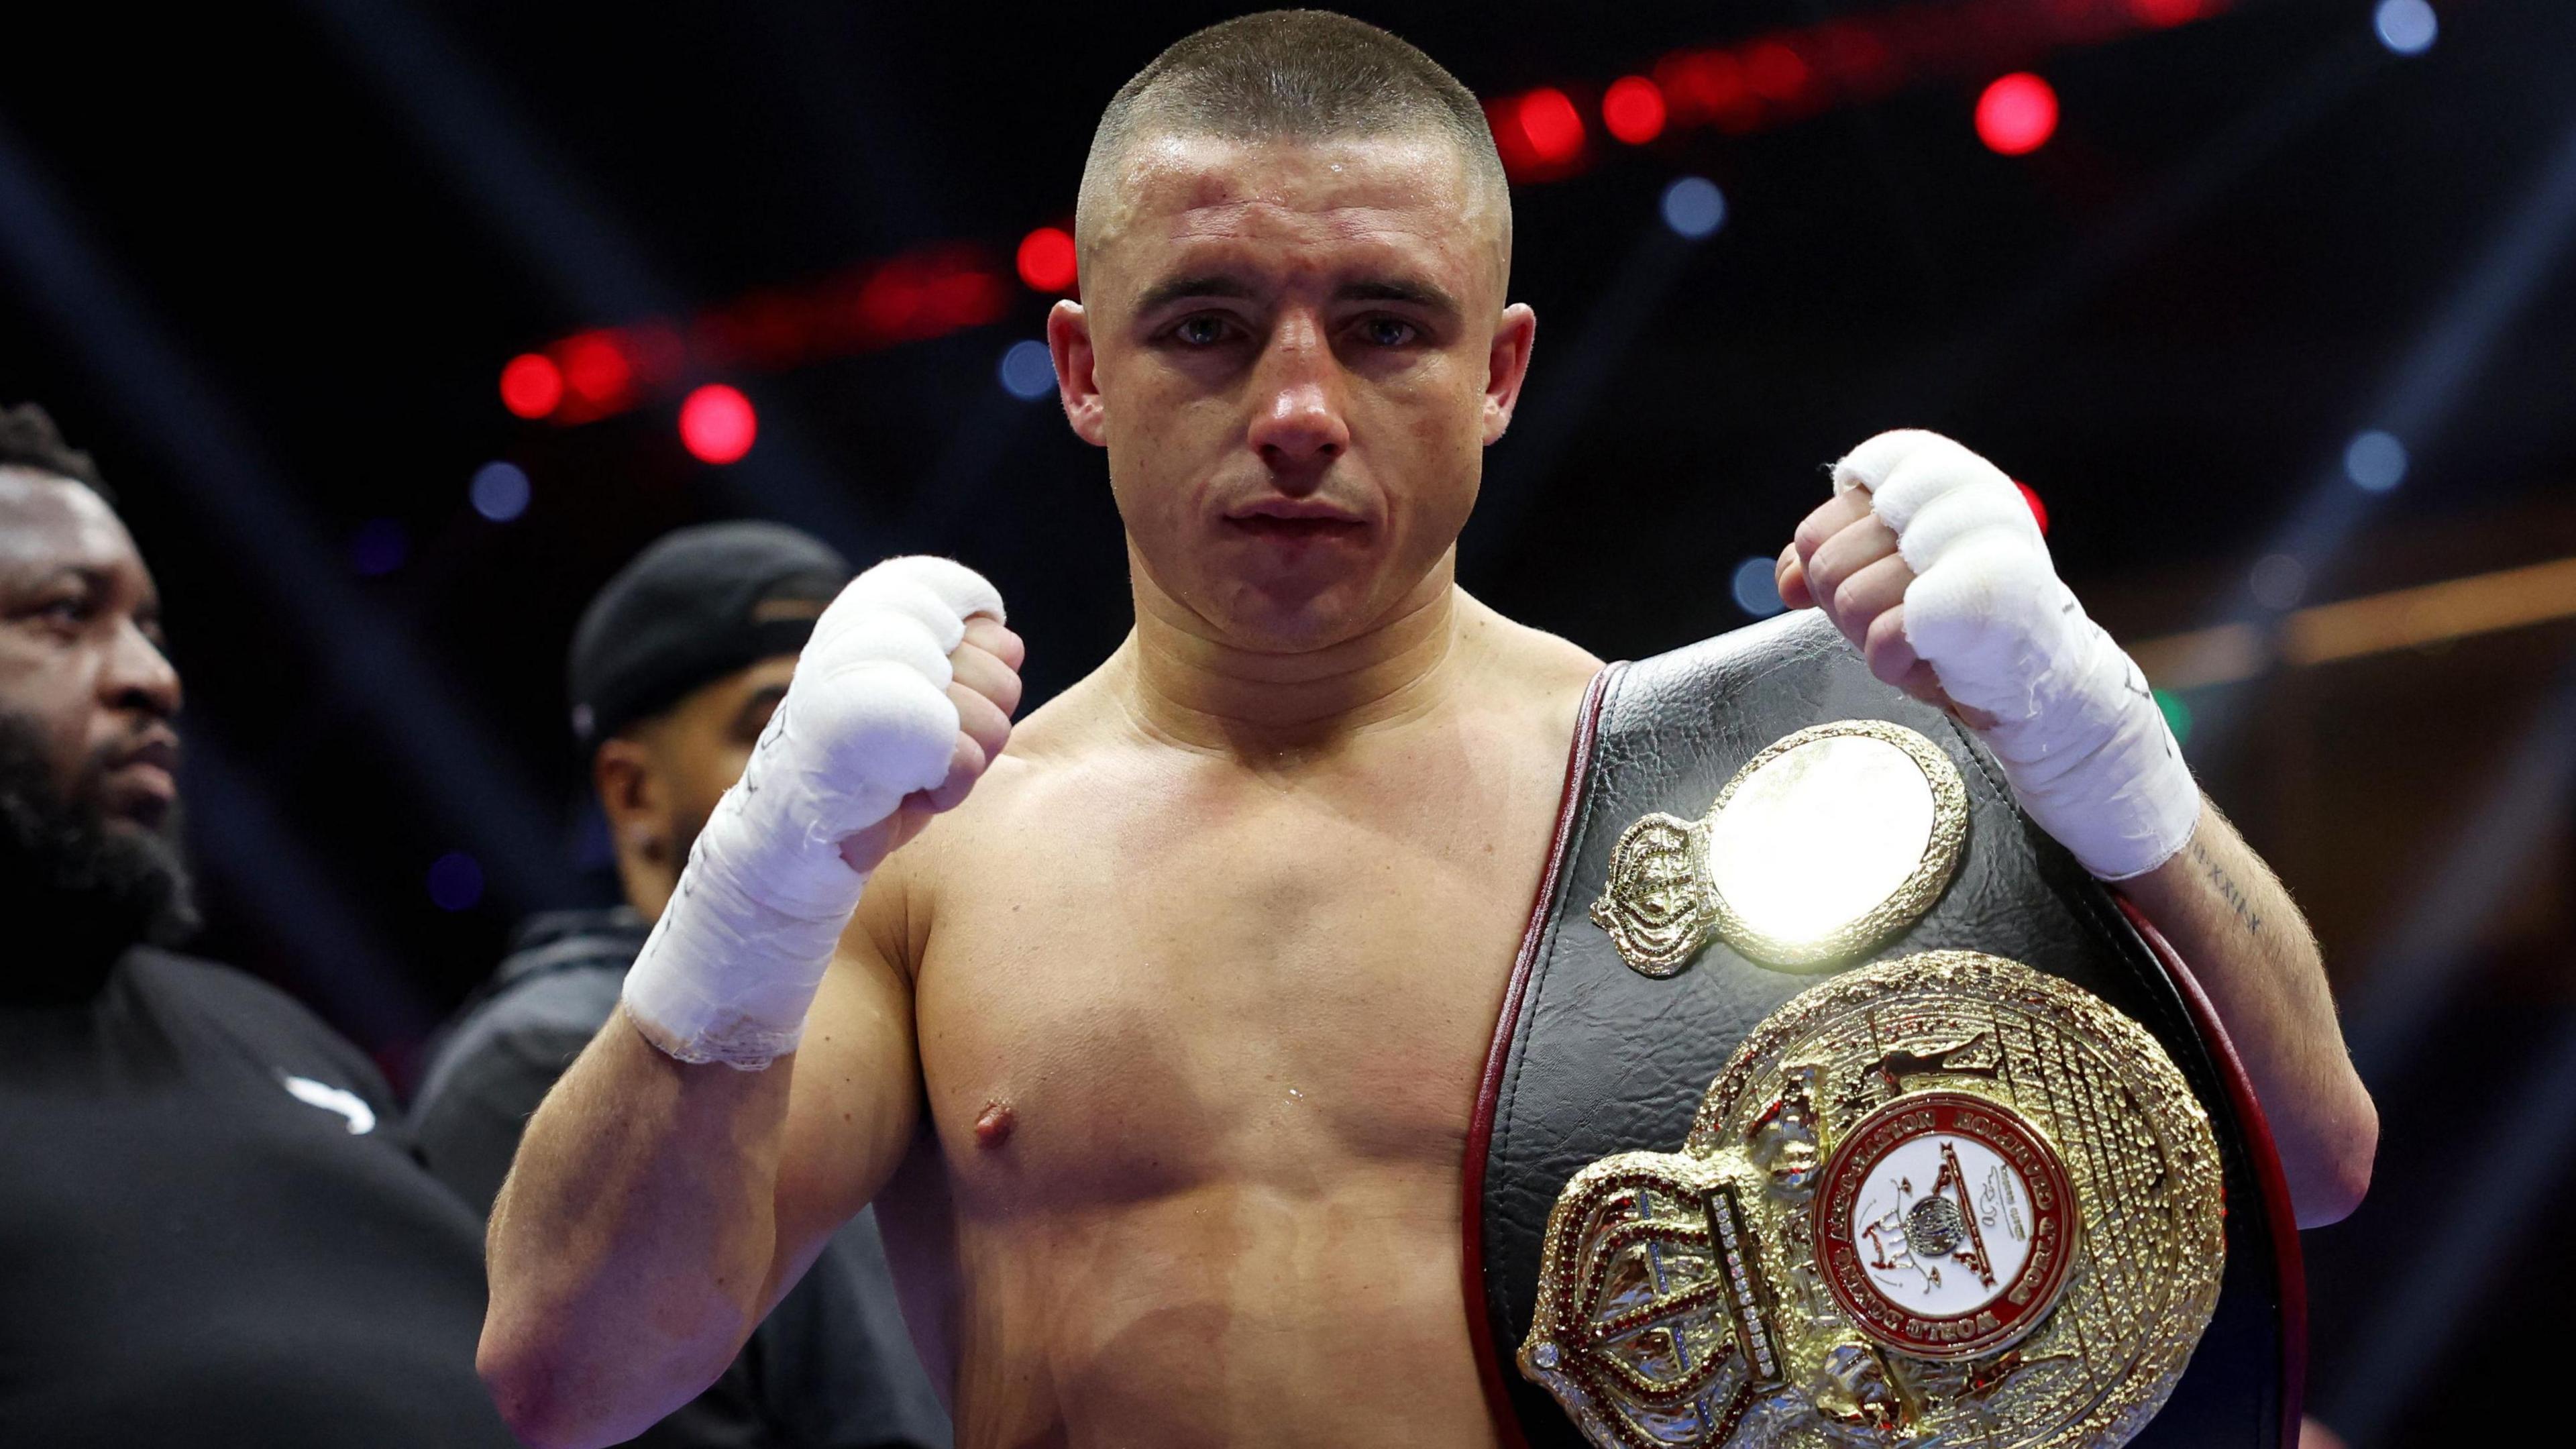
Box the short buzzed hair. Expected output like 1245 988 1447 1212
1075 10 1511 272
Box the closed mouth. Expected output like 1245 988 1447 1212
1226 515 1368 543
101 734 182 822
112 736 181 775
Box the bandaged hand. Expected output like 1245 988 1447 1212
1774 429 2196 881
622 557 1019 1069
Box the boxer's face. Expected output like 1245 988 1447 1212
0 469 182 838
1053 131 1534 649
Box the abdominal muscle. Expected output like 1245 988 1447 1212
883 1157 1502 1449
881 1139 1504 1444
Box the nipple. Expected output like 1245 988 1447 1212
973 1099 1016 1150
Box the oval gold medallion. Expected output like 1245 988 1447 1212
1592 720 1969 975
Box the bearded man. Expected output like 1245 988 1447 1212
0 402 517 1448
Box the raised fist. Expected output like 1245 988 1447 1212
836 610 1023 874
1774 430 2197 881
624 555 1015 1067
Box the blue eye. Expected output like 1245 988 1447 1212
1360 318 1417 347
1174 315 1232 346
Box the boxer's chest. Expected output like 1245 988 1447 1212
914 712 1574 1206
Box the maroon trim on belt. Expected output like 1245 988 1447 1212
1462 663 1617 1448
2115 894 2308 1448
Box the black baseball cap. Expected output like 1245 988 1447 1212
567 521 851 749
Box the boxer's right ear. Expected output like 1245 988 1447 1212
1047 301 1108 447
1480 302 1538 445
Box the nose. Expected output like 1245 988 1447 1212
104 618 181 722
1244 310 1351 486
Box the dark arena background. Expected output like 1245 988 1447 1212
3 2 2568 1444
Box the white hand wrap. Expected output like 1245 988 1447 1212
621 556 1005 1068
1831 429 2198 881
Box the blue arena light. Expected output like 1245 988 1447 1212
998 339 1056 400
1661 176 1727 240
2373 0 2437 56
2249 552 2308 612
350 518 409 577
427 851 485 912
1731 555 1784 616
469 461 531 521
2345 429 2409 492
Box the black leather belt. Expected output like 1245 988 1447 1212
1464 611 2302 1448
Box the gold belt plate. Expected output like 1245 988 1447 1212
1591 720 1971 976
1519 951 2224 1449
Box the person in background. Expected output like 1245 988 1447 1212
0 402 519 1448
412 520 949 1449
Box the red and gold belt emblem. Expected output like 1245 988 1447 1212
1812 1091 2078 1363
1519 951 2224 1448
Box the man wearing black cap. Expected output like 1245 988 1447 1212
0 403 519 1448
411 521 948 1449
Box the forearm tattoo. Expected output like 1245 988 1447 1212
2190 837 2263 938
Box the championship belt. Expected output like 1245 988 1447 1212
1466 612 2303 1448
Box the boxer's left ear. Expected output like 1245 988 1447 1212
1048 300 1107 447
1482 303 1538 445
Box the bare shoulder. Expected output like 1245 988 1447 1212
859 657 1135 951
1453 591 1605 733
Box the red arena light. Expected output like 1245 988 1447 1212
2128 0 2211 25
1975 72 2059 156
1016 226 1078 294
1656 50 1758 133
1517 87 1586 165
1743 41 1814 106
498 353 563 419
1601 76 1668 146
678 384 757 465
558 331 634 410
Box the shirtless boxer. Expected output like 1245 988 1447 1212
481 13 2376 1448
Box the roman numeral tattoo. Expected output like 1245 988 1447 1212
2190 837 2261 938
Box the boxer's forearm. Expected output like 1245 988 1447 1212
476 561 1008 1446
1792 433 2377 1223
478 1016 790 1449
2115 798 2377 1227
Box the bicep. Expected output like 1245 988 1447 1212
764 888 923 1309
